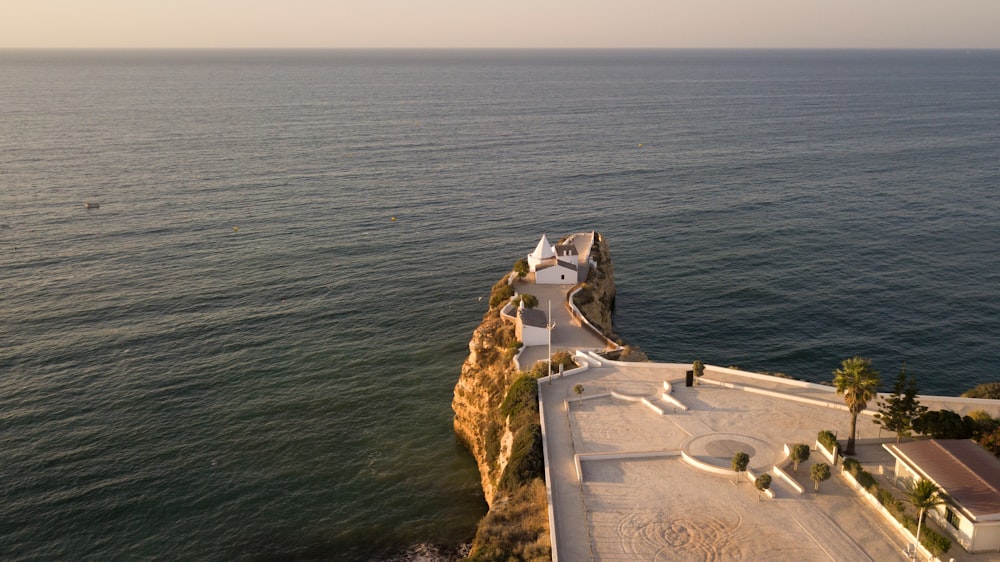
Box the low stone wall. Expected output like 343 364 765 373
574 450 682 483
815 440 839 465
660 381 689 411
680 450 737 477
537 381 559 562
773 464 804 495
566 284 620 350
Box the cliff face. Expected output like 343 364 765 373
571 233 619 344
452 233 618 560
452 307 518 506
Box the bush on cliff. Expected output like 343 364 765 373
962 382 1000 399
467 479 550 562
499 423 544 493
489 283 515 308
501 375 539 421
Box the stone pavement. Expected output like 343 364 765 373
539 361 996 561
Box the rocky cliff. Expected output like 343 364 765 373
452 233 618 561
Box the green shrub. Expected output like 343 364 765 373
498 424 544 492
901 514 917 533
503 340 524 362
962 382 1000 399
467 479 549 562
484 420 501 464
842 457 861 476
856 470 877 491
921 527 952 556
489 283 515 308
817 430 838 454
875 486 905 517
550 351 577 373
513 258 530 278
573 286 594 306
501 375 539 420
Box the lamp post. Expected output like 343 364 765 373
547 300 556 384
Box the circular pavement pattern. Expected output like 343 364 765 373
683 433 779 471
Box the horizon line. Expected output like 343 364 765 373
3 46 999 51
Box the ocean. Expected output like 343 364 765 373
1 49 997 560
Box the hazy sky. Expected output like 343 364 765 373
2 1 998 49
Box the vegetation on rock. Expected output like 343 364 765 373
961 382 1000 399
467 479 550 562
455 232 619 561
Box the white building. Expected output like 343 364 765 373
527 234 583 285
515 303 549 346
884 439 1000 553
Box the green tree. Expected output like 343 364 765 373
511 293 538 308
513 258 530 278
833 356 881 455
732 451 750 483
810 462 831 492
873 365 927 443
754 473 772 500
913 409 972 439
905 479 948 548
790 443 810 473
692 359 705 378
979 427 1000 456
967 410 999 440
572 384 584 396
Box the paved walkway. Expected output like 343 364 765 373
514 280 609 370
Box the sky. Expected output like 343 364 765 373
2 0 999 49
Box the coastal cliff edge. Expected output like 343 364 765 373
451 233 623 561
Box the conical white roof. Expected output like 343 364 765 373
530 234 556 260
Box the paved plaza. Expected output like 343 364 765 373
539 360 1000 561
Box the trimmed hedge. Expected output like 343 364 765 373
817 430 838 454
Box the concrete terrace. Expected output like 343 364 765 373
510 233 1000 560
539 359 1000 561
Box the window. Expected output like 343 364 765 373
946 508 960 529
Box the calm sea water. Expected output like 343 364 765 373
1 49 998 561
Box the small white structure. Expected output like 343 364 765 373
527 234 557 270
515 302 549 347
884 439 1000 553
527 234 582 285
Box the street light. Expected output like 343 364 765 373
547 300 556 384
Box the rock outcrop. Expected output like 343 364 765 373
452 232 619 561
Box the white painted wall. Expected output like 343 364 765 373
535 262 576 284
520 324 548 347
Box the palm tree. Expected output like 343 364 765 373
833 356 880 455
905 479 948 548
